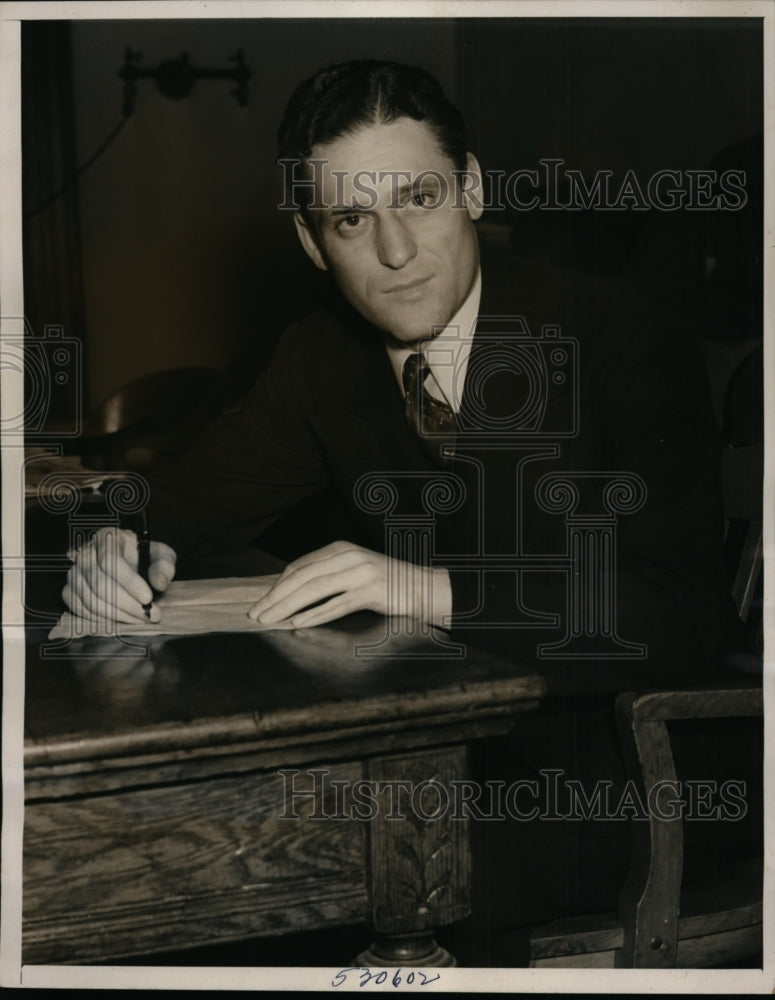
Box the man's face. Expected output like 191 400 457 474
294 117 483 344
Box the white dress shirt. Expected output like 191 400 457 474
385 272 482 413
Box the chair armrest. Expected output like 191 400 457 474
616 687 763 724
612 684 762 968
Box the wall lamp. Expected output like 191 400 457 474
119 48 250 115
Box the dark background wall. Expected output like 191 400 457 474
67 18 459 408
459 18 761 175
22 16 763 416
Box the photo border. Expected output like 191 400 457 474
2 1 772 993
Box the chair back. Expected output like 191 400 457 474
80 367 225 470
721 445 763 624
719 345 763 654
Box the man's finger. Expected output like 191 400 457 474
63 576 149 624
80 534 160 621
274 543 362 582
149 541 177 586
94 529 154 607
62 583 99 623
252 551 366 617
148 556 176 592
250 564 355 622
80 561 151 621
289 592 359 628
251 565 369 624
66 566 109 619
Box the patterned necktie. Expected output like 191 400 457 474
402 351 456 464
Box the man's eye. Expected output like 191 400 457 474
411 190 434 207
337 213 363 229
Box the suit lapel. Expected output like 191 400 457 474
460 248 570 435
336 314 432 472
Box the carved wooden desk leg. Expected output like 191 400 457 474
356 746 470 967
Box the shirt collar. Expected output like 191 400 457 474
385 271 481 413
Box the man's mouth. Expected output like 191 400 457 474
384 276 432 295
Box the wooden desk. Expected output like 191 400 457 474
23 615 544 966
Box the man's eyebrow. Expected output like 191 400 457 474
327 176 438 216
394 178 437 198
330 203 371 216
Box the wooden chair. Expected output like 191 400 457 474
78 366 225 472
529 681 763 968
530 352 764 969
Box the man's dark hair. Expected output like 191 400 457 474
277 59 468 213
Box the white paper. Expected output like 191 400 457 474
47 574 294 638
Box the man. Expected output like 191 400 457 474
65 60 724 668
63 60 729 962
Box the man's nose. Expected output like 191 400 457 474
376 214 417 269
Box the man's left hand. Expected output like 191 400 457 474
247 541 452 628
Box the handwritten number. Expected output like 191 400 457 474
331 966 442 988
331 967 356 987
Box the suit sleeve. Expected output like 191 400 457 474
593 287 727 671
146 322 330 568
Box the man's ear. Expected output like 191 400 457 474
294 212 328 271
462 152 484 221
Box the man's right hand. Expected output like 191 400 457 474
63 526 177 623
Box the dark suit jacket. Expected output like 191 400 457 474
148 249 726 692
